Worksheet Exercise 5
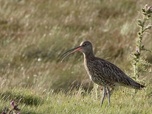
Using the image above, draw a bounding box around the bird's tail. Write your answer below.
[130,80,145,89]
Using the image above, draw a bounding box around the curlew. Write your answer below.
[61,41,145,106]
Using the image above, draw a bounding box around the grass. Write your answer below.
[0,0,152,113]
[0,87,152,114]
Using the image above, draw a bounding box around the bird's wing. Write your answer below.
[96,58,133,86]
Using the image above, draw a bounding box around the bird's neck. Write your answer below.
[83,52,95,60]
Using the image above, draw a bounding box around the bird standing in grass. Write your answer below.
[61,41,145,106]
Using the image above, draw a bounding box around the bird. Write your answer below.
[61,41,145,106]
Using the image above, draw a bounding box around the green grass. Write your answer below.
[0,88,43,106]
[0,87,152,114]
[0,0,152,113]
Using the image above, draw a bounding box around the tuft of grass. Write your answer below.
[0,88,44,106]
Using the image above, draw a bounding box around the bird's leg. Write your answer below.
[110,87,114,96]
[100,86,106,106]
[94,84,99,100]
[106,87,111,106]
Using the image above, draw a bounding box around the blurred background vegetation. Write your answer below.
[0,0,152,104]
[0,0,152,93]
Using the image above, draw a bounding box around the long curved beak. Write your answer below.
[60,46,82,62]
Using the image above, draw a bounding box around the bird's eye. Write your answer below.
[83,43,87,46]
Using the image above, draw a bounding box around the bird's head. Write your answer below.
[61,41,93,61]
[79,41,93,53]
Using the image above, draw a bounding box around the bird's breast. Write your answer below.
[84,60,92,80]
[84,58,102,84]
[83,58,108,86]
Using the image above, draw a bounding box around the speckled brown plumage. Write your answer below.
[61,41,145,106]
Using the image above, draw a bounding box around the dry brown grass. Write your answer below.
[0,0,151,92]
